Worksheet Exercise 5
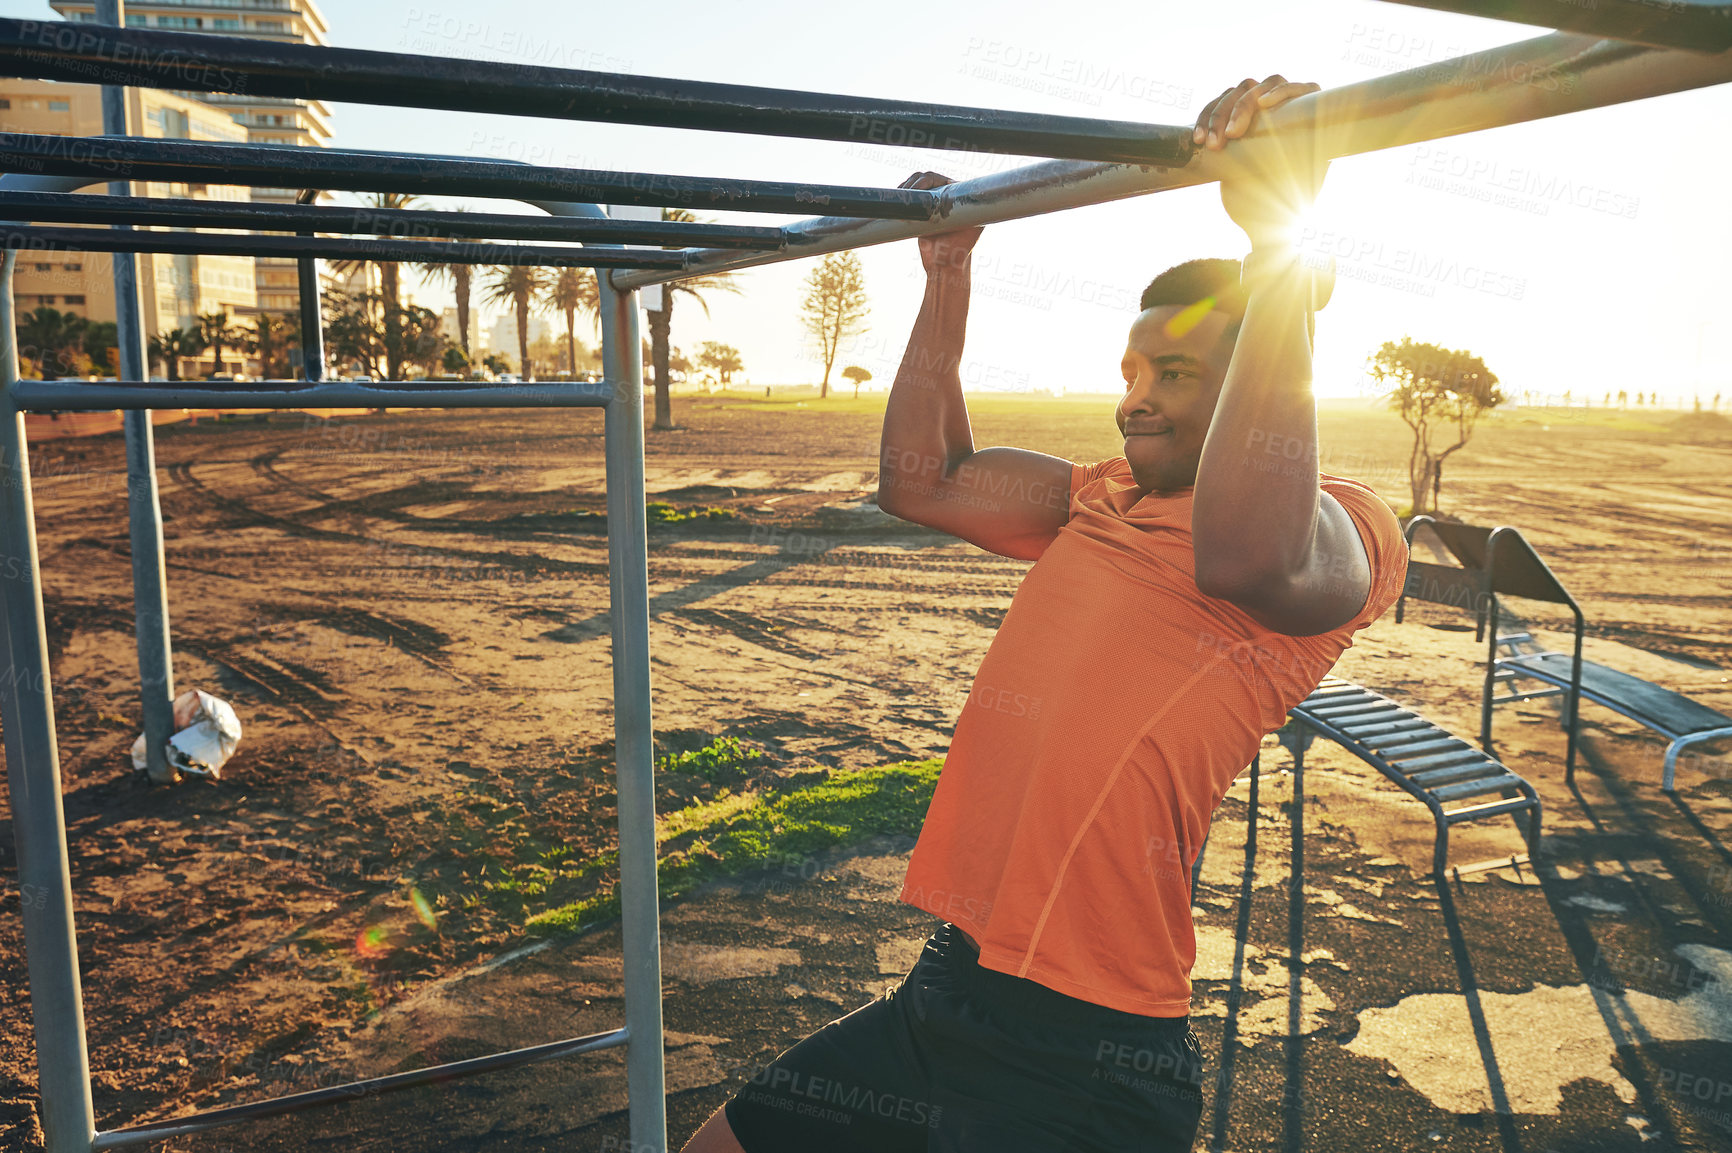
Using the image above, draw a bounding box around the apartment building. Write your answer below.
[53,0,335,315]
[2,78,256,377]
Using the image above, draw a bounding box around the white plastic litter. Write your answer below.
[130,689,243,781]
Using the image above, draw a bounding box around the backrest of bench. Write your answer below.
[1400,518,1580,616]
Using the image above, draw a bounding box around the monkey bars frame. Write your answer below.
[2,8,1731,1153]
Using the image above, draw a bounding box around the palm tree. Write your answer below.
[15,305,88,379]
[481,264,552,380]
[542,266,600,375]
[146,327,205,381]
[418,206,476,360]
[645,209,742,430]
[329,191,421,380]
[245,311,295,379]
[196,309,246,378]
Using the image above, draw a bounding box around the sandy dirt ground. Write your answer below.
[1,393,1730,1152]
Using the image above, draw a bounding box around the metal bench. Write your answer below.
[1402,516,1732,793]
[1280,675,1543,876]
[1494,634,1732,793]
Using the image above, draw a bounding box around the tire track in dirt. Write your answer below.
[169,459,610,581]
[669,608,830,662]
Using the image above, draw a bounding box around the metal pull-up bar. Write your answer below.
[0,191,787,251]
[1374,0,1732,52]
[0,132,937,219]
[1,223,691,270]
[0,17,1198,166]
[613,28,1732,288]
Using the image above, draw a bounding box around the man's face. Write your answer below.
[1116,306,1235,493]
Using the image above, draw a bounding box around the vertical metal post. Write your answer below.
[0,250,97,1153]
[295,189,324,382]
[599,278,667,1153]
[96,0,176,784]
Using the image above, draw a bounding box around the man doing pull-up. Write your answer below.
[683,74,1409,1153]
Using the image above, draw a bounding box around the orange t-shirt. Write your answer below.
[899,457,1409,1017]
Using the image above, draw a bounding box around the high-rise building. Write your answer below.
[52,0,335,315]
[1,79,256,377]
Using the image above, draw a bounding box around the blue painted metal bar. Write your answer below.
[0,132,936,221]
[0,190,787,251]
[90,1027,630,1149]
[1,224,690,270]
[580,198,670,1153]
[0,18,1197,166]
[8,378,612,411]
[95,0,178,789]
[0,250,96,1153]
[294,188,326,384]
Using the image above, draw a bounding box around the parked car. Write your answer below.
[497,373,522,384]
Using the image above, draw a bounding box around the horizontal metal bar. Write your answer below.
[0,18,1196,166]
[10,378,613,411]
[1,223,686,270]
[1374,0,1732,52]
[0,191,785,250]
[0,132,935,220]
[91,1026,628,1149]
[613,29,1732,288]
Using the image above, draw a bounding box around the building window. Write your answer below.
[252,20,287,31]
[34,264,51,273]
[48,100,70,111]
[63,295,85,305]
[0,100,9,110]
[213,19,241,30]
[66,264,81,272]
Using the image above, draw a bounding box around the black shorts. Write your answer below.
[722,922,1205,1153]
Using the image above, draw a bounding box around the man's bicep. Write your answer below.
[879,446,1074,559]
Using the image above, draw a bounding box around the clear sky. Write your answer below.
[36,0,1732,401]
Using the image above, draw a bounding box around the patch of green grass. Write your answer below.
[646,502,738,525]
[656,734,762,780]
[524,757,942,937]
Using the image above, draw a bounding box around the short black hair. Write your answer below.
[1139,258,1247,342]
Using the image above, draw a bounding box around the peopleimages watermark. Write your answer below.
[957,37,1195,112]
[1406,144,1640,221]
[1342,22,1580,95]
[12,22,250,94]
[878,444,1068,516]
[901,883,991,924]
[731,1062,944,1129]
[1660,1065,1732,1131]
[1295,225,1527,302]
[909,253,1140,315]
[396,9,632,72]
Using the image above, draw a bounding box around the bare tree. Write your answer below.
[800,252,869,398]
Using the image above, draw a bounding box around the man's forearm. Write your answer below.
[1192,255,1321,591]
[879,262,974,511]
